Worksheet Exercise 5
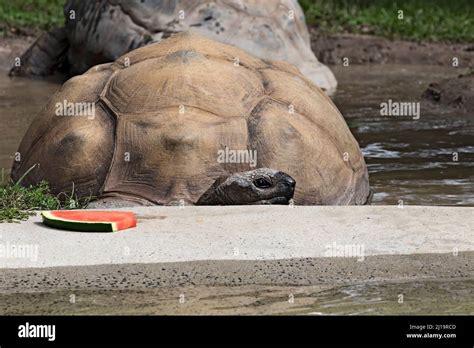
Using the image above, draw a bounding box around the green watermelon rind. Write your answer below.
[41,211,118,232]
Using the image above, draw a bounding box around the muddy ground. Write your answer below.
[310,29,474,67]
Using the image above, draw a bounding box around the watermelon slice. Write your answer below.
[41,211,137,232]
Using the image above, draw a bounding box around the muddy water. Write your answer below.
[1,278,472,315]
[1,65,472,204]
[0,75,59,183]
[332,65,473,206]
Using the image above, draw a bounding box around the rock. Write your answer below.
[422,71,474,111]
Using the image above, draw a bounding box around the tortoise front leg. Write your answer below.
[9,27,69,77]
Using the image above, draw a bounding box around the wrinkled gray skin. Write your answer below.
[197,168,296,205]
[87,168,295,208]
[9,0,337,93]
[87,168,296,209]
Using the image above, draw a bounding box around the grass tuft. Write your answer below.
[0,180,92,223]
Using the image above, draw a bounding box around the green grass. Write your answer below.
[0,167,92,223]
[300,0,474,42]
[0,0,472,42]
[0,0,64,34]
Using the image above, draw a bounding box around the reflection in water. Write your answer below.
[0,75,60,182]
[1,278,472,315]
[332,64,473,206]
[0,65,472,205]
[297,278,474,315]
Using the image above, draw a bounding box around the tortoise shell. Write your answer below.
[11,32,369,205]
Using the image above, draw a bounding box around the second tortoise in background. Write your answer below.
[10,0,337,95]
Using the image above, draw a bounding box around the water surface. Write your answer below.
[333,64,473,206]
[0,75,59,183]
[1,278,472,315]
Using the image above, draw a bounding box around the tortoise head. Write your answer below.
[197,168,296,205]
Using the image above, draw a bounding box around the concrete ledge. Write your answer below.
[0,206,472,289]
[0,252,472,292]
[1,206,472,268]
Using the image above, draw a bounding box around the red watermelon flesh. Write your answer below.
[41,211,137,232]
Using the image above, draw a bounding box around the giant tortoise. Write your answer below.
[10,0,337,94]
[11,32,370,206]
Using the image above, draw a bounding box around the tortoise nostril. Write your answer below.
[286,177,296,188]
[279,173,295,189]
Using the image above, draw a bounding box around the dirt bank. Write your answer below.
[309,30,474,112]
[310,29,474,67]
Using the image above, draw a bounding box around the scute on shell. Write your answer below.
[11,32,369,205]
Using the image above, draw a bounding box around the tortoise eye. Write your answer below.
[254,177,272,189]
